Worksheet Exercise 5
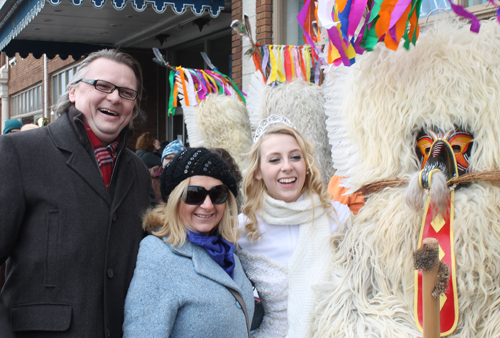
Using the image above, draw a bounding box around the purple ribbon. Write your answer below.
[447,0,480,33]
[262,47,270,78]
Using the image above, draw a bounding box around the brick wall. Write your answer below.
[256,0,272,44]
[232,0,272,92]
[8,54,77,118]
[8,54,43,95]
[231,0,243,88]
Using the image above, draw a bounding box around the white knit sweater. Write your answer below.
[238,193,350,337]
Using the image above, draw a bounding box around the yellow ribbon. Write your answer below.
[304,46,311,82]
[277,46,286,82]
[268,45,278,83]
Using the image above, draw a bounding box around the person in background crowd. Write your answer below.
[159,140,169,155]
[2,119,22,135]
[20,124,39,131]
[161,139,186,168]
[148,139,187,204]
[123,147,254,337]
[0,49,151,337]
[135,132,161,168]
[237,119,350,338]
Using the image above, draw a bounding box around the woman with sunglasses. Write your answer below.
[123,147,254,337]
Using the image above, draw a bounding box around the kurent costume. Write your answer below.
[313,21,500,337]
[238,194,349,337]
[123,235,254,337]
[0,106,151,337]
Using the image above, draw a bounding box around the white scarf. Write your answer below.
[260,193,332,338]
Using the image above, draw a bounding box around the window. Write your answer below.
[274,0,305,45]
[52,65,79,113]
[420,0,493,19]
[51,65,79,119]
[11,84,43,120]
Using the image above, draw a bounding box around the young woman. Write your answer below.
[238,116,350,338]
[123,147,254,337]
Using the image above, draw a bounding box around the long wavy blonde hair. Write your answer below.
[143,178,240,246]
[242,125,333,240]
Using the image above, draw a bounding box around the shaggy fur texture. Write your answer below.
[313,184,500,337]
[413,244,439,271]
[177,87,253,174]
[193,94,253,173]
[314,20,500,337]
[433,262,450,298]
[257,79,335,185]
[324,19,500,191]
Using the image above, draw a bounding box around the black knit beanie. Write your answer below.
[160,147,238,202]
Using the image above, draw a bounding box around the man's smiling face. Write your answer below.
[69,58,137,145]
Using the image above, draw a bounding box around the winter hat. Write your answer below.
[20,124,39,131]
[3,119,23,134]
[160,147,238,202]
[161,140,186,164]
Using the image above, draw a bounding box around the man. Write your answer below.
[2,119,22,134]
[0,49,151,337]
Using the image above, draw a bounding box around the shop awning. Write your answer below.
[0,0,229,56]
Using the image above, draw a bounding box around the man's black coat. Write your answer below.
[0,108,151,337]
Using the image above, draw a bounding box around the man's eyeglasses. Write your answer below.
[77,79,138,101]
[183,185,229,205]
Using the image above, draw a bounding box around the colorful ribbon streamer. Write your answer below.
[256,44,320,85]
[307,0,487,66]
[167,67,245,116]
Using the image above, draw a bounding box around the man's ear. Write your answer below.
[68,86,77,103]
[254,170,262,180]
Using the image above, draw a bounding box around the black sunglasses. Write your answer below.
[183,185,229,205]
[77,78,138,101]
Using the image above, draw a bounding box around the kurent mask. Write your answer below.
[415,126,474,189]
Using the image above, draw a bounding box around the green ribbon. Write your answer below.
[362,16,380,51]
[168,69,177,116]
[213,70,246,105]
[403,0,422,50]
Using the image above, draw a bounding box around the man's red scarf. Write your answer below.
[84,125,120,190]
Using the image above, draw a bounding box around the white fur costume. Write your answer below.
[314,20,500,337]
[179,93,253,172]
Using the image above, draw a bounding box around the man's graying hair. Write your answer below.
[53,49,146,125]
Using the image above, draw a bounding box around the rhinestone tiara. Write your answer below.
[253,114,297,142]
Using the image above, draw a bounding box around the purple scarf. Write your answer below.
[187,231,236,278]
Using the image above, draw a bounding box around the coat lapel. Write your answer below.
[110,152,135,214]
[66,149,112,206]
[171,241,241,293]
[49,113,112,207]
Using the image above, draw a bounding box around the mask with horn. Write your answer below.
[416,126,474,190]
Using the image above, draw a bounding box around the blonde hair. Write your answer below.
[242,125,333,240]
[143,178,240,246]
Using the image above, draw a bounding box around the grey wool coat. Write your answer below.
[0,107,151,337]
[123,235,254,338]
